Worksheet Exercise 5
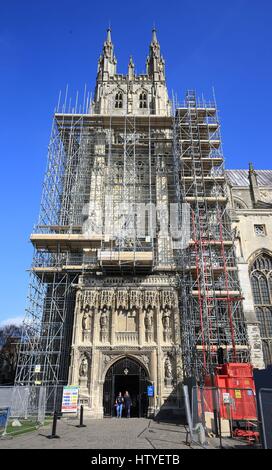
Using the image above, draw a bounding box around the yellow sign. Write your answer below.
[234,389,242,399]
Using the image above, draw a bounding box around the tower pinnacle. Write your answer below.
[152,27,158,44]
[96,27,117,81]
[146,27,165,81]
[106,27,112,44]
[128,55,135,80]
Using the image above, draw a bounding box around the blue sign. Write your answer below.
[147,385,154,397]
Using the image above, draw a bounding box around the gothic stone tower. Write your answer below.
[66,29,182,418]
[17,28,251,417]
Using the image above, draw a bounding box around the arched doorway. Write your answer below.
[103,357,150,417]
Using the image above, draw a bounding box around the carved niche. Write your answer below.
[81,304,93,342]
[161,305,172,342]
[164,353,173,387]
[100,306,110,342]
[144,305,154,342]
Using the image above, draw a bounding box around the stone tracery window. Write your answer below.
[139,92,147,109]
[250,253,272,366]
[115,92,123,108]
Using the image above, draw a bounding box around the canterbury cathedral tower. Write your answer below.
[16,28,270,418]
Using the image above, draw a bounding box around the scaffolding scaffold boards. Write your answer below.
[15,90,184,388]
[174,90,249,380]
[16,85,250,391]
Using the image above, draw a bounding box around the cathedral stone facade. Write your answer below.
[68,274,182,418]
[64,30,271,417]
[226,167,272,369]
[66,29,183,418]
[18,28,271,418]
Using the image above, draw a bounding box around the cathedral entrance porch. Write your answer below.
[69,274,184,419]
[103,357,149,418]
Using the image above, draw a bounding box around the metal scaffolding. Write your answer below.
[15,95,183,387]
[15,88,250,389]
[174,90,249,380]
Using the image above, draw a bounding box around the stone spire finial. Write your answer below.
[95,27,117,83]
[106,27,112,44]
[128,55,135,80]
[146,27,165,81]
[152,27,158,44]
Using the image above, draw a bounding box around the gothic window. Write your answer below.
[250,253,272,366]
[139,92,148,109]
[115,92,123,108]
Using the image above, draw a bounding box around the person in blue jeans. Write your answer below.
[115,392,124,418]
[124,391,132,418]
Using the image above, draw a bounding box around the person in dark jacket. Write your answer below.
[124,391,132,418]
[115,392,124,418]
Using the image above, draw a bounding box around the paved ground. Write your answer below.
[0,417,252,449]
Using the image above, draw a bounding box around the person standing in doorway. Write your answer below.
[124,391,132,418]
[115,392,124,418]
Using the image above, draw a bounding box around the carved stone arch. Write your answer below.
[233,196,248,209]
[247,248,272,270]
[102,353,149,381]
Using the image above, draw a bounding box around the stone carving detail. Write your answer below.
[173,303,181,343]
[164,354,173,385]
[100,290,115,309]
[260,190,272,202]
[75,285,179,349]
[103,354,116,368]
[162,305,172,342]
[79,355,88,377]
[160,290,174,308]
[130,290,143,308]
[78,346,92,357]
[176,356,183,381]
[116,290,129,309]
[100,306,110,342]
[82,290,99,309]
[144,291,159,308]
[75,291,83,313]
[144,306,154,342]
[82,311,89,331]
[81,302,94,342]
[141,355,150,367]
[81,274,178,288]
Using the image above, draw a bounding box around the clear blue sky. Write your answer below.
[0,0,271,325]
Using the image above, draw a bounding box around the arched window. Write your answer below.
[115,92,123,109]
[139,92,147,109]
[250,253,272,366]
